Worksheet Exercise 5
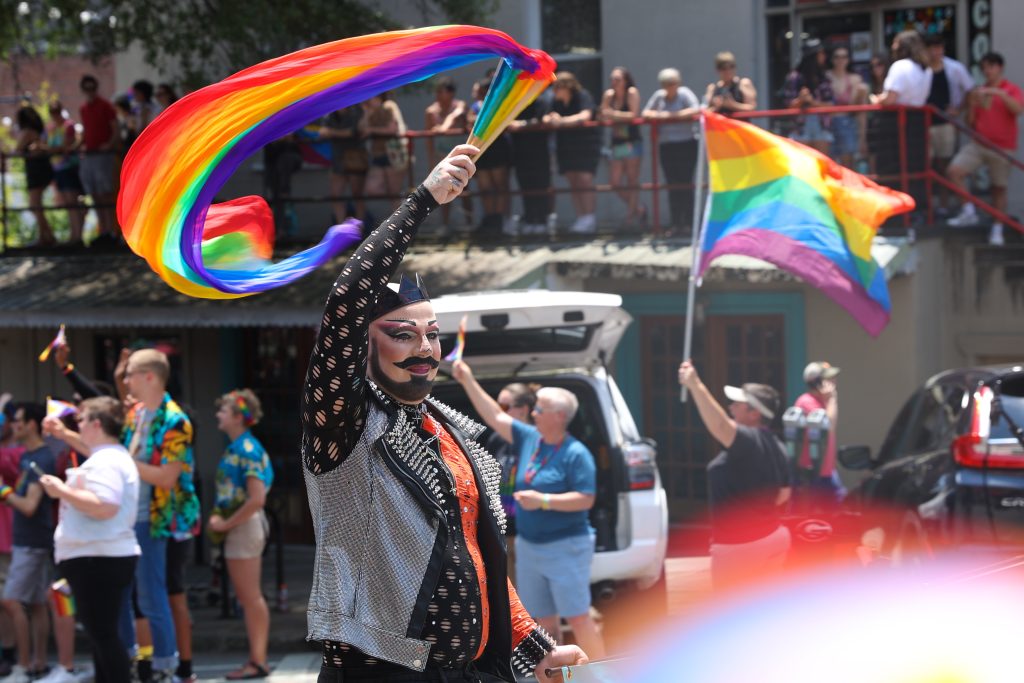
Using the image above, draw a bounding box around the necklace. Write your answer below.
[523,437,564,486]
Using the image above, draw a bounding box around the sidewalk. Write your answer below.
[185,543,316,655]
[180,548,712,678]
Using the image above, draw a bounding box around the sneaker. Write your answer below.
[35,668,77,683]
[569,214,596,234]
[522,222,545,235]
[73,665,94,683]
[502,214,520,237]
[989,222,1005,246]
[0,665,30,683]
[546,212,559,236]
[948,204,979,227]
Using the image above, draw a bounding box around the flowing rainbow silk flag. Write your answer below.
[118,26,555,299]
[698,111,914,337]
[443,315,468,362]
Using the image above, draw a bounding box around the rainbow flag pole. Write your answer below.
[680,118,708,403]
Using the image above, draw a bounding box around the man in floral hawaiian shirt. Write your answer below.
[119,349,199,681]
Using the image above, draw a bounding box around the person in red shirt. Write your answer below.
[791,362,845,513]
[77,74,120,248]
[947,52,1024,245]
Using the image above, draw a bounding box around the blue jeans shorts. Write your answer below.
[791,114,833,144]
[830,115,859,158]
[514,533,594,619]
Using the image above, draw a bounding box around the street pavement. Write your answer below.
[53,542,712,679]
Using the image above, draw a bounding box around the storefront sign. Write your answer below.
[968,0,991,82]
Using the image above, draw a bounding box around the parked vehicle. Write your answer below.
[428,290,669,606]
[838,364,1024,565]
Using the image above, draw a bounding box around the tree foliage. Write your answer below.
[2,0,498,89]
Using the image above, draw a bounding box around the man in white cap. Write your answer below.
[791,361,845,509]
[678,361,791,590]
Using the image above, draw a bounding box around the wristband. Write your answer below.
[61,363,75,375]
[0,485,13,502]
[541,493,550,510]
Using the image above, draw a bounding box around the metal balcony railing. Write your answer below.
[2,104,1020,254]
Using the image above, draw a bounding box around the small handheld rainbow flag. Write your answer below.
[444,315,468,363]
[46,398,77,419]
[38,325,66,363]
[49,579,75,617]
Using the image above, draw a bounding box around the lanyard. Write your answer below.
[523,438,564,486]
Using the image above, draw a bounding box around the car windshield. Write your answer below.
[439,324,597,358]
[992,374,1024,444]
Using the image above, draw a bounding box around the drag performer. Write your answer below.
[301,143,587,683]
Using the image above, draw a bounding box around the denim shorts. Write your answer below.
[791,114,833,144]
[2,547,51,604]
[514,533,593,619]
[830,115,859,158]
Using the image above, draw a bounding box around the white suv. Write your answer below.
[429,290,669,604]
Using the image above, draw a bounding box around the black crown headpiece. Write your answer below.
[369,273,431,320]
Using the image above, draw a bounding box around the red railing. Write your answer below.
[2,104,1021,252]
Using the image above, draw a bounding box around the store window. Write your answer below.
[883,5,958,59]
[766,13,793,109]
[803,12,874,83]
[541,0,603,99]
[92,332,184,399]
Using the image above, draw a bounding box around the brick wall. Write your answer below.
[0,54,116,120]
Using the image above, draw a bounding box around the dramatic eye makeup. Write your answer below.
[378,320,440,341]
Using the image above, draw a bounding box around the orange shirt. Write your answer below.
[422,415,538,658]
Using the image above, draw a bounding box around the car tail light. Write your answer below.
[953,386,1024,469]
[624,441,658,490]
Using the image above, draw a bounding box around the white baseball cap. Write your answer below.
[723,383,779,420]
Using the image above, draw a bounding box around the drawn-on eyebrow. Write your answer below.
[378,321,438,331]
[380,319,439,328]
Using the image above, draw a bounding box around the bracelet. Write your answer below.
[61,363,75,375]
[0,485,13,502]
[541,493,550,510]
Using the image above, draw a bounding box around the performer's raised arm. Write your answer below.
[301,144,477,475]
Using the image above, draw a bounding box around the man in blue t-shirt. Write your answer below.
[453,361,605,660]
[1,402,57,680]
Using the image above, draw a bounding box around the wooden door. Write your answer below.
[639,314,786,522]
[241,327,316,544]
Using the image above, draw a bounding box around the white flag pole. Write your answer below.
[680,113,709,403]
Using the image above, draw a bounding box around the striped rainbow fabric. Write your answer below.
[698,111,914,337]
[118,26,555,299]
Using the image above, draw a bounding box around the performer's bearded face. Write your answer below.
[368,301,441,404]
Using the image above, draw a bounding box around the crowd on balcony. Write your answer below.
[3,28,1022,250]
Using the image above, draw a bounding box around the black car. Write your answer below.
[839,364,1024,565]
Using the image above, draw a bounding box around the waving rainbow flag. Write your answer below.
[443,315,468,362]
[698,112,914,337]
[118,26,555,299]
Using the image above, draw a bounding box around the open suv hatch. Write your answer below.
[428,290,669,596]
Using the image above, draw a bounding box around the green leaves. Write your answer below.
[2,0,496,90]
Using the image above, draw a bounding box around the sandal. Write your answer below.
[226,661,270,680]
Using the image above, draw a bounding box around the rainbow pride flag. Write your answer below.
[443,315,468,362]
[46,398,77,419]
[49,579,75,617]
[698,112,914,337]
